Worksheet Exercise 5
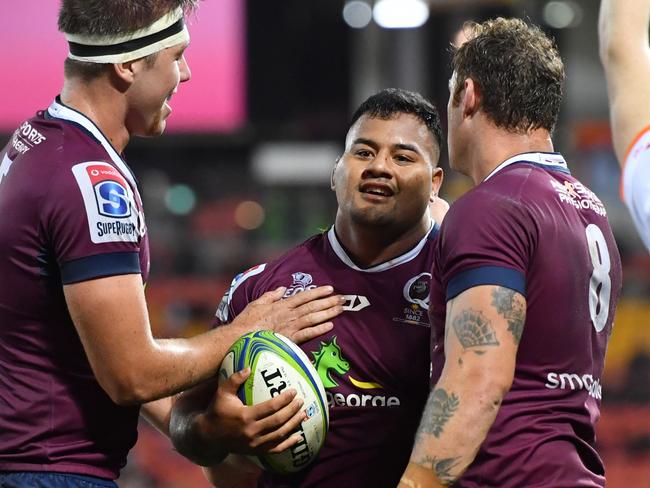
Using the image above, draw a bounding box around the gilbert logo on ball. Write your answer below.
[219,330,329,474]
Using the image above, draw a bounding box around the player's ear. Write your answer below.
[330,156,341,191]
[462,78,481,118]
[112,58,146,87]
[430,167,444,202]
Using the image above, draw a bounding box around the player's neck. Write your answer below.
[466,126,554,185]
[60,78,131,153]
[334,214,431,268]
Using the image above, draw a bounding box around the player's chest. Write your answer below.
[267,266,432,375]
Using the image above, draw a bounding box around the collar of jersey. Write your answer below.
[47,98,137,188]
[483,152,569,182]
[327,219,434,273]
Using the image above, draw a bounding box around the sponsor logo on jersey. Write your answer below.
[11,121,47,155]
[72,161,142,244]
[551,179,606,217]
[342,294,370,312]
[393,273,431,327]
[283,272,317,297]
[86,165,132,218]
[311,336,401,408]
[545,372,602,400]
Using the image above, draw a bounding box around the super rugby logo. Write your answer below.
[86,165,131,218]
[72,161,139,244]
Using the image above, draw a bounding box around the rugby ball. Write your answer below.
[219,330,329,474]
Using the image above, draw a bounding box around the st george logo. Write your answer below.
[311,337,349,388]
[95,180,131,218]
[311,337,400,407]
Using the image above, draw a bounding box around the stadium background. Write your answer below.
[1,0,648,486]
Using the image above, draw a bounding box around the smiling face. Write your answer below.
[332,113,441,233]
[125,41,191,137]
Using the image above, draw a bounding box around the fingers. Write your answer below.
[282,285,336,307]
[266,431,305,454]
[222,368,251,395]
[249,388,297,420]
[294,294,345,319]
[253,287,287,305]
[252,401,307,450]
[289,321,334,344]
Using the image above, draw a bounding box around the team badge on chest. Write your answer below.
[392,272,431,327]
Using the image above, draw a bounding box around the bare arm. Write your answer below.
[141,397,175,436]
[170,369,305,466]
[64,275,342,405]
[599,0,650,163]
[399,285,525,487]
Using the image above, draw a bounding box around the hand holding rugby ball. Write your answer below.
[219,330,329,474]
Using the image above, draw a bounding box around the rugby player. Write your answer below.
[600,0,650,251]
[169,88,447,487]
[400,18,622,487]
[0,2,341,486]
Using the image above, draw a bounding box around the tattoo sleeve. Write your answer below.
[452,309,499,353]
[418,456,462,486]
[417,388,460,439]
[490,287,526,345]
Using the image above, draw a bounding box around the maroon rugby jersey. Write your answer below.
[215,224,438,487]
[430,153,622,487]
[0,99,149,479]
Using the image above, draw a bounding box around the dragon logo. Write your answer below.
[311,336,350,388]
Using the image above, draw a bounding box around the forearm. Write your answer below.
[404,375,506,486]
[599,0,650,63]
[170,397,230,466]
[109,321,256,405]
[599,0,650,162]
[401,285,522,487]
[141,396,175,437]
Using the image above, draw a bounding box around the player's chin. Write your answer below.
[144,114,168,137]
[351,208,394,227]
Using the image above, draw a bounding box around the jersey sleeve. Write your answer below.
[213,264,268,327]
[437,187,535,301]
[43,159,143,284]
[622,127,650,251]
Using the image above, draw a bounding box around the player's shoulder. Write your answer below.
[257,232,328,280]
[215,233,327,323]
[9,112,110,171]
[229,233,327,294]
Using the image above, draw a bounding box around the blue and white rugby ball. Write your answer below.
[219,330,329,474]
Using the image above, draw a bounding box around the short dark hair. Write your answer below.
[350,88,444,152]
[58,0,197,80]
[452,17,564,134]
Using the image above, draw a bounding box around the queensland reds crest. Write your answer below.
[86,164,132,218]
[403,272,431,310]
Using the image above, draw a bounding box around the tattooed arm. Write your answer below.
[399,285,526,487]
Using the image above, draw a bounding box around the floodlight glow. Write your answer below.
[343,1,372,29]
[543,1,583,29]
[373,0,429,29]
